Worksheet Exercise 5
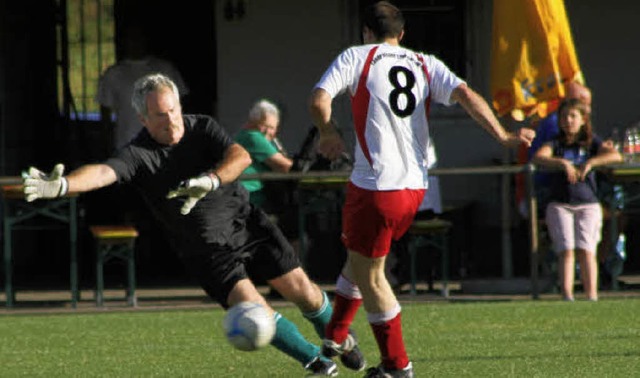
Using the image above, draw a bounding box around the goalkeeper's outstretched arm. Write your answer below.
[66,163,118,194]
[23,163,117,202]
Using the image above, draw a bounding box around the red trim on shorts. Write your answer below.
[341,182,425,258]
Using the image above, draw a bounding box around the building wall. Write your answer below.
[216,0,358,151]
[566,0,640,132]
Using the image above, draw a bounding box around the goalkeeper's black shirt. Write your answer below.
[105,114,253,256]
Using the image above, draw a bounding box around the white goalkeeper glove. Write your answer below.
[22,163,68,202]
[166,173,220,215]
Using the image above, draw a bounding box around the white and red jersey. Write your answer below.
[315,43,464,190]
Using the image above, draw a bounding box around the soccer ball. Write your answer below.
[223,301,276,351]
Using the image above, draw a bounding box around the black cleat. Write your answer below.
[363,362,414,378]
[322,330,366,371]
[305,356,338,377]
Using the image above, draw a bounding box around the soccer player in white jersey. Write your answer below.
[309,2,535,377]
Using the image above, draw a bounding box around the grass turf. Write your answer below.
[0,298,638,377]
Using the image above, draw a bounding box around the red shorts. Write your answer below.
[341,182,425,258]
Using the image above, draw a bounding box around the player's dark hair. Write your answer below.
[363,1,404,39]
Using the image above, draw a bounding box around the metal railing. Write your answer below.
[7,163,637,299]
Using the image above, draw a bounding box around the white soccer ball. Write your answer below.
[223,301,276,351]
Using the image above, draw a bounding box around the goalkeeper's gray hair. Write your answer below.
[132,73,180,117]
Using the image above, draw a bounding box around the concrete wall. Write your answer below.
[565,0,640,132]
[216,0,358,151]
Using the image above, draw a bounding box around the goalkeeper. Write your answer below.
[22,73,364,376]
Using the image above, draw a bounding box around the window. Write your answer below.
[398,0,466,77]
[57,0,115,120]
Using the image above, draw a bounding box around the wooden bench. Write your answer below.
[90,225,138,307]
[406,218,453,297]
[2,184,79,308]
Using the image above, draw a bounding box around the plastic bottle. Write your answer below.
[623,128,635,163]
[613,184,625,210]
[615,234,627,261]
[605,233,627,279]
[634,127,640,162]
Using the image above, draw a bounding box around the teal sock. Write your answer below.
[303,290,333,339]
[271,312,320,366]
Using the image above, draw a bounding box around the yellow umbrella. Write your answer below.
[490,0,584,121]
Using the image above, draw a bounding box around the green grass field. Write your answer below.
[1,298,639,377]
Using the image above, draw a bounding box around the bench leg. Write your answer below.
[440,233,449,298]
[298,195,308,268]
[96,247,105,307]
[409,238,418,296]
[407,230,451,298]
[127,246,137,307]
[4,218,14,307]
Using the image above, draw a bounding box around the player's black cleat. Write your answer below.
[322,330,366,371]
[305,356,338,377]
[363,362,414,378]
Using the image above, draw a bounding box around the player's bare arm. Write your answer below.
[309,88,345,160]
[214,143,252,183]
[66,164,118,193]
[452,83,535,148]
[23,163,116,202]
[309,88,333,131]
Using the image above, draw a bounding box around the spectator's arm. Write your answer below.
[264,152,293,173]
[589,143,623,168]
[533,143,579,184]
[577,143,624,182]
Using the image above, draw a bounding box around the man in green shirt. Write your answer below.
[234,99,293,207]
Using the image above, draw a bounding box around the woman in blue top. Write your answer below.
[533,98,622,301]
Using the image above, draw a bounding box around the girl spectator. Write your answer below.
[533,98,622,301]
